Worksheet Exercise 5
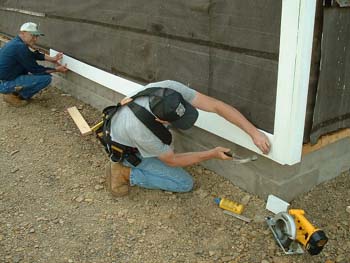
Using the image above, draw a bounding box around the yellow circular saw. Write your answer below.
[266,209,328,255]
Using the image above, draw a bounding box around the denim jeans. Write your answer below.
[0,74,52,99]
[123,155,194,193]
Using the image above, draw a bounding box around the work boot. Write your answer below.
[3,93,28,107]
[14,86,23,92]
[105,162,131,197]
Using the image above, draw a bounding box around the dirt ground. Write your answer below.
[0,87,349,263]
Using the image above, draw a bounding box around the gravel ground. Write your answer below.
[0,87,349,263]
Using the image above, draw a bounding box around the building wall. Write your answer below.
[1,2,350,200]
[310,6,350,143]
[0,0,281,133]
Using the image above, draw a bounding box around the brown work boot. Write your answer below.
[3,93,28,107]
[105,162,131,197]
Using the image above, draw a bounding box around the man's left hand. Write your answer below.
[55,63,68,73]
[252,131,270,154]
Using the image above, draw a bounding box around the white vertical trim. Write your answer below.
[273,0,317,164]
[288,0,317,162]
[50,0,317,165]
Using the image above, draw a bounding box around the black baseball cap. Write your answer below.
[149,88,199,130]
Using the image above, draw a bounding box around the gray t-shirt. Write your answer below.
[110,80,196,158]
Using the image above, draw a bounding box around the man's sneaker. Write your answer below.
[105,162,131,197]
[3,93,28,107]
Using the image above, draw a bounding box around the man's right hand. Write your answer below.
[53,52,63,64]
[159,147,232,167]
[211,147,232,160]
[121,97,133,105]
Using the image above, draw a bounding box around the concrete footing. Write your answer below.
[51,71,350,201]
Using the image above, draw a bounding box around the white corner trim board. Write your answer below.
[273,0,317,165]
[50,0,316,166]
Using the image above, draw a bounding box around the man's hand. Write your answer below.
[53,52,63,64]
[55,63,68,73]
[45,52,63,64]
[252,130,270,154]
[121,97,133,105]
[210,147,232,160]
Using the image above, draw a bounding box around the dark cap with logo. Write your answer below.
[149,88,199,130]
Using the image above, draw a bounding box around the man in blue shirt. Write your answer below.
[0,22,68,106]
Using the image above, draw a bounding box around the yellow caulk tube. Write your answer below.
[214,197,244,214]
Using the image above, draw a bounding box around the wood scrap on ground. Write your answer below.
[67,106,92,136]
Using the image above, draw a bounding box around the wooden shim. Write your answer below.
[67,106,92,136]
[302,128,350,155]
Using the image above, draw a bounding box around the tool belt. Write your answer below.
[94,87,172,166]
[94,105,142,166]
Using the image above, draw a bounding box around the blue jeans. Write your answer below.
[123,156,194,193]
[0,74,52,99]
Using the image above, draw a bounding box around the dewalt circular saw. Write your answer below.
[266,209,328,255]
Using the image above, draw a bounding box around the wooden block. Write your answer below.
[302,128,350,155]
[67,106,92,136]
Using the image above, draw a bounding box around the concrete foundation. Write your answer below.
[51,71,350,202]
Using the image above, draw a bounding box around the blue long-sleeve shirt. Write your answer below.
[0,36,53,81]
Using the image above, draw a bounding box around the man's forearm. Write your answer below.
[192,92,271,154]
[45,68,59,74]
[192,93,258,139]
[214,100,270,154]
[44,54,54,62]
[45,65,68,74]
[215,101,258,138]
[165,150,216,167]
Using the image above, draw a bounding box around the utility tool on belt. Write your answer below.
[266,209,328,255]
[91,87,172,166]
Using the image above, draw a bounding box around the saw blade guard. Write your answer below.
[274,212,296,247]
